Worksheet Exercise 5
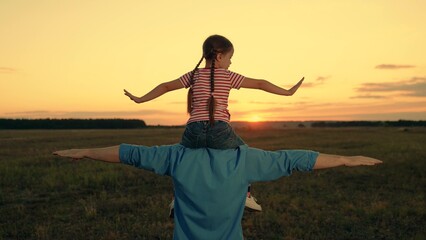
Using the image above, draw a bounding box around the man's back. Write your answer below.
[119,144,318,239]
[171,146,249,239]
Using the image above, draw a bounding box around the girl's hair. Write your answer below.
[187,35,234,126]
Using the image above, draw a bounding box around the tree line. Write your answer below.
[311,120,426,128]
[1,119,424,129]
[0,119,147,129]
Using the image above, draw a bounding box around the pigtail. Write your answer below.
[187,55,204,114]
[208,52,217,126]
[188,35,232,124]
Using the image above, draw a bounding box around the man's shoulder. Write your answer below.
[180,144,249,155]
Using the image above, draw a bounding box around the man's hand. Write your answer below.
[53,149,86,160]
[344,156,383,167]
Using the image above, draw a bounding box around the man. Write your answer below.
[54,143,382,239]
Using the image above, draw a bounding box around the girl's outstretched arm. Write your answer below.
[314,153,382,169]
[124,79,184,104]
[240,77,304,96]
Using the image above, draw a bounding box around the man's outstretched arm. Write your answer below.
[53,146,120,163]
[314,153,382,169]
[53,146,383,169]
[245,148,382,183]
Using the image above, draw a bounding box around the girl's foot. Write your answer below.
[245,195,262,211]
[169,199,175,218]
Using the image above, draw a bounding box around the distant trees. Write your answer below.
[311,120,426,128]
[1,119,424,129]
[0,119,147,129]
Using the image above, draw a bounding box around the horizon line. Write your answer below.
[1,118,425,125]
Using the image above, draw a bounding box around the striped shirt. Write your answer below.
[179,68,245,123]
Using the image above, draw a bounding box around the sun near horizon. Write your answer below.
[246,115,264,123]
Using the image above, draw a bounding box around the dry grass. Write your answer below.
[0,127,425,239]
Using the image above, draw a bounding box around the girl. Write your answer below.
[124,35,304,214]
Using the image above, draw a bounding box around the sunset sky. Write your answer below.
[1,0,425,125]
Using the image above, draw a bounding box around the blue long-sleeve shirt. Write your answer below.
[119,144,318,240]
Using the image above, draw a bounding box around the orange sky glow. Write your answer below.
[1,0,425,125]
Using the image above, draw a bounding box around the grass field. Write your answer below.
[0,127,425,239]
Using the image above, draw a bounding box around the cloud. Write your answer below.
[355,77,426,97]
[375,64,415,69]
[0,67,16,74]
[315,76,329,83]
[231,99,426,122]
[350,94,389,99]
[302,76,330,88]
[249,101,280,105]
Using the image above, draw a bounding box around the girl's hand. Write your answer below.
[124,89,141,103]
[288,77,304,95]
